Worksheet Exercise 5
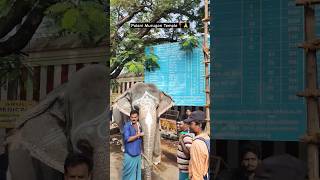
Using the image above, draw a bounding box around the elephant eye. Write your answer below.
[133,105,139,110]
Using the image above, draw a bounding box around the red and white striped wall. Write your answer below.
[0,63,100,102]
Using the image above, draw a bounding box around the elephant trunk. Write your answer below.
[139,105,157,180]
[92,143,107,180]
[72,111,108,180]
[76,139,106,180]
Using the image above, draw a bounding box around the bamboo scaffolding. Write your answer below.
[296,1,320,180]
[203,0,210,136]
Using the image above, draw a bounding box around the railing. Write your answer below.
[110,76,144,104]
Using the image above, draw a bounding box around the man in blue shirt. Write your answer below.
[122,110,144,180]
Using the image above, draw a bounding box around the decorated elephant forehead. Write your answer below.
[132,91,159,107]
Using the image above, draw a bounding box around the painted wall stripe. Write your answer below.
[26,72,33,101]
[46,65,54,94]
[53,65,62,88]
[19,67,27,100]
[16,80,20,100]
[61,64,69,84]
[68,64,77,80]
[7,80,18,100]
[33,66,40,101]
[1,79,8,100]
[39,66,47,100]
[76,63,84,71]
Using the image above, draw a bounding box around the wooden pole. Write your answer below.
[304,6,320,180]
[296,1,320,179]
[203,0,210,135]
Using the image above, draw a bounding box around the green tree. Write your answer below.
[0,0,205,83]
[0,0,107,85]
[110,0,204,79]
[44,0,107,44]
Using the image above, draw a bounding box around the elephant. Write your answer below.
[112,82,174,180]
[254,154,307,180]
[6,64,108,180]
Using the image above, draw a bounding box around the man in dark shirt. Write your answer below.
[122,110,144,180]
[64,153,93,180]
[219,143,260,180]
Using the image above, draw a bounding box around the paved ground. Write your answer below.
[110,134,179,180]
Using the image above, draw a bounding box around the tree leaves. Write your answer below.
[125,61,144,74]
[144,53,160,72]
[46,1,107,44]
[0,0,12,17]
[179,35,199,52]
[0,0,8,9]
[110,0,139,9]
[0,55,33,87]
[61,9,80,30]
[46,2,74,15]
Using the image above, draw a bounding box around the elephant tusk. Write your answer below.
[141,153,161,172]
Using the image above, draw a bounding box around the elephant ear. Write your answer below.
[113,91,131,117]
[157,91,174,117]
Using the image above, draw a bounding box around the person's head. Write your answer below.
[186,109,192,116]
[184,111,206,134]
[177,120,189,132]
[240,143,261,174]
[64,153,93,180]
[130,110,139,124]
[176,120,184,132]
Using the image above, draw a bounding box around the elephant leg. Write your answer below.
[112,107,126,152]
[153,122,161,165]
[32,158,63,180]
[8,148,36,180]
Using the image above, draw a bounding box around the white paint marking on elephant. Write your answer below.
[132,91,157,130]
[145,109,153,130]
[132,91,158,108]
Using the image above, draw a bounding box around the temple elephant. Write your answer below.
[254,154,307,180]
[6,64,108,180]
[112,82,174,180]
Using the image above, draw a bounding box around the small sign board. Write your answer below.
[0,101,37,128]
[159,110,179,139]
[160,118,177,133]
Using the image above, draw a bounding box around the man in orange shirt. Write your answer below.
[184,111,210,180]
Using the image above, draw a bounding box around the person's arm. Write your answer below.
[128,132,143,142]
[184,136,192,151]
[180,135,192,158]
[189,140,206,180]
[124,125,143,143]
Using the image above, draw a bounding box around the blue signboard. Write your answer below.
[211,0,307,141]
[144,41,206,106]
